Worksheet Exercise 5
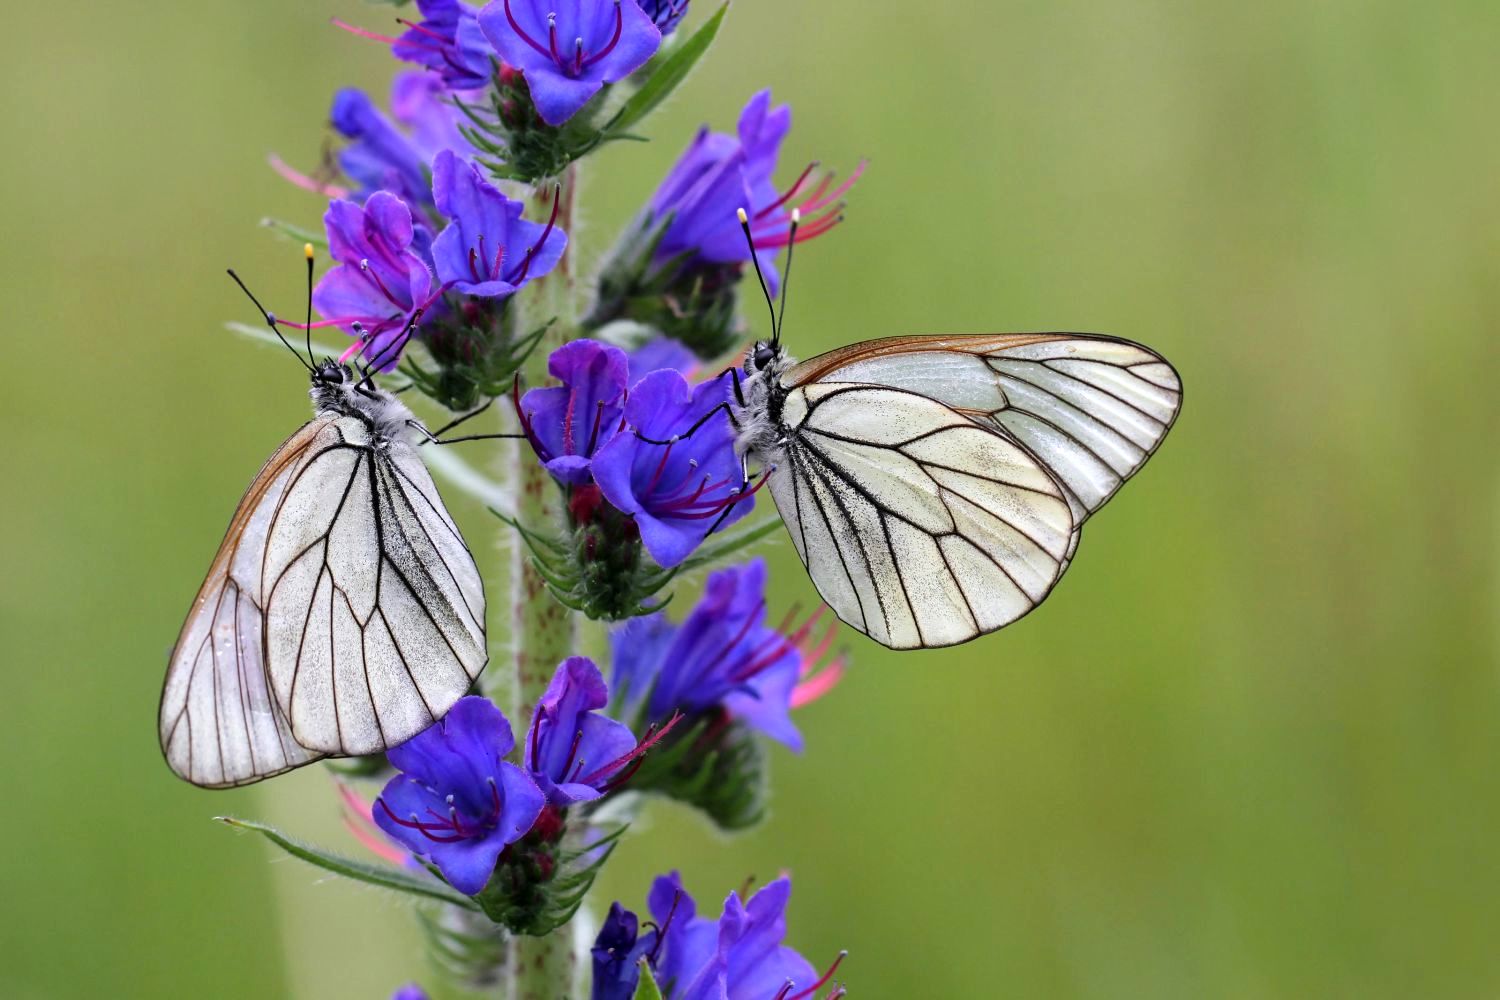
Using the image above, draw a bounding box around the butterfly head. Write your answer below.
[748,340,780,373]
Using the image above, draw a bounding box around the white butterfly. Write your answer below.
[160,277,487,787]
[730,331,1181,650]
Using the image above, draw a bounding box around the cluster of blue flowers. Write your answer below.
[250,0,862,992]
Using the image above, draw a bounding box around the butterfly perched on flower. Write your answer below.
[712,210,1183,650]
[159,250,491,787]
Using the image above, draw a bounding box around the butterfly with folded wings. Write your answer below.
[719,211,1183,650]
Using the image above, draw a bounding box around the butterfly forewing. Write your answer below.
[159,420,328,787]
[773,383,1074,649]
[161,409,487,787]
[261,416,486,756]
[768,333,1181,649]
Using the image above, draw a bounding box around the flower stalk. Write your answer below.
[505,164,583,998]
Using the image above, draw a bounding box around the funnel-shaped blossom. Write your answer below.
[647,90,863,296]
[393,0,497,91]
[331,87,435,206]
[609,559,845,749]
[519,339,629,485]
[594,873,845,1000]
[312,191,435,370]
[478,0,661,125]
[590,368,754,567]
[373,696,546,895]
[523,656,639,806]
[430,149,567,297]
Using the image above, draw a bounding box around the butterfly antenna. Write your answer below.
[737,207,779,345]
[226,268,314,373]
[301,242,316,367]
[773,208,800,349]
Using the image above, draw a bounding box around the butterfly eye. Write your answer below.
[752,344,777,371]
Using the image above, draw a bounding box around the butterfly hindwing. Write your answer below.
[772,383,1074,649]
[159,420,327,788]
[260,416,486,756]
[767,333,1181,648]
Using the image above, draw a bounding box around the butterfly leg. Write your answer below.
[632,401,735,446]
[406,419,525,446]
[416,401,494,447]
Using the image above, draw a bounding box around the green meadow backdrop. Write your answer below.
[3,1,1498,996]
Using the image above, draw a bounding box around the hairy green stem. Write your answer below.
[504,163,585,998]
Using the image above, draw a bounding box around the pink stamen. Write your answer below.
[547,14,566,68]
[585,712,683,789]
[395,17,451,45]
[788,951,847,1000]
[504,186,562,284]
[791,654,846,709]
[268,154,349,197]
[582,1,624,67]
[645,440,675,494]
[331,17,404,46]
[755,161,819,220]
[503,0,554,59]
[795,160,867,217]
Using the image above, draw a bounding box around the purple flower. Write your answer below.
[330,86,434,207]
[478,0,661,126]
[373,697,546,895]
[430,149,567,297]
[523,656,639,806]
[647,90,863,295]
[392,0,497,91]
[594,873,844,1000]
[312,191,435,371]
[590,368,753,567]
[610,559,847,750]
[390,986,430,1000]
[637,0,689,34]
[626,336,698,383]
[519,339,629,485]
[391,70,478,164]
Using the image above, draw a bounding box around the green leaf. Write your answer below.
[216,816,479,910]
[605,4,728,138]
[259,217,327,249]
[678,517,784,573]
[633,960,666,1000]
[224,321,344,362]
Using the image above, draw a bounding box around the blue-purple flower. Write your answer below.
[330,86,436,207]
[523,656,640,806]
[431,149,567,297]
[627,336,698,383]
[392,0,497,91]
[390,985,430,1000]
[593,872,845,1000]
[312,191,435,370]
[373,696,546,895]
[519,339,629,485]
[610,559,845,750]
[478,0,662,126]
[590,368,753,567]
[648,90,862,295]
[636,0,689,34]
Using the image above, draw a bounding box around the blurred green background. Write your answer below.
[3,0,1498,996]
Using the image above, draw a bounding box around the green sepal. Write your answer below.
[633,960,666,1000]
[400,310,553,413]
[215,816,479,910]
[624,715,769,832]
[474,823,629,936]
[415,905,509,990]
